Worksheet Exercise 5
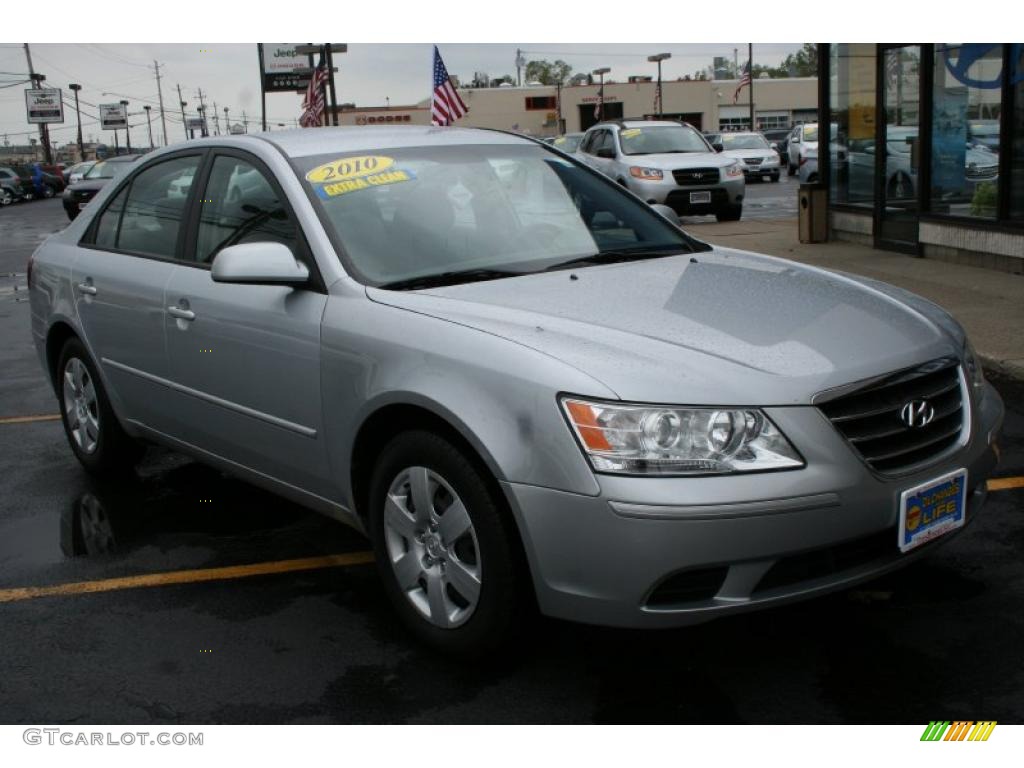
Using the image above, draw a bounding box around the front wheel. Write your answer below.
[57,338,142,475]
[771,173,780,183]
[42,186,55,199]
[369,430,523,656]
[715,204,743,222]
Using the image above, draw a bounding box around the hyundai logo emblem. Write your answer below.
[692,172,703,179]
[900,400,936,428]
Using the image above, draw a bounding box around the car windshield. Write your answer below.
[85,160,131,180]
[722,133,769,150]
[618,125,709,156]
[802,125,819,142]
[296,144,706,288]
[552,135,582,152]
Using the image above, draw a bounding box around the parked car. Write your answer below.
[761,128,791,160]
[0,167,31,205]
[28,128,1003,655]
[18,163,66,198]
[550,132,584,153]
[65,160,97,186]
[578,119,745,221]
[967,120,999,152]
[787,123,818,175]
[715,131,781,182]
[62,155,139,220]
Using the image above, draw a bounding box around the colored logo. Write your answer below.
[920,721,997,742]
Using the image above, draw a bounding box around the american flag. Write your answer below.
[733,63,752,104]
[300,53,328,127]
[431,46,468,126]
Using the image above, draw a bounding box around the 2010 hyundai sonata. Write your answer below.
[28,126,1003,654]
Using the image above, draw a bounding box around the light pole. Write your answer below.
[68,83,84,159]
[647,53,671,119]
[592,67,610,125]
[120,100,131,152]
[179,99,189,140]
[143,105,154,148]
[224,106,230,134]
[197,105,207,138]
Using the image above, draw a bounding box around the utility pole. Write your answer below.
[195,88,208,136]
[177,84,189,140]
[748,43,755,131]
[648,52,671,119]
[212,101,221,135]
[241,110,249,133]
[120,100,131,151]
[68,83,84,158]
[23,43,53,164]
[153,61,169,146]
[515,47,525,87]
[144,105,154,148]
[223,106,230,134]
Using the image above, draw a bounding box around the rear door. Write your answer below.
[159,150,331,498]
[71,152,204,427]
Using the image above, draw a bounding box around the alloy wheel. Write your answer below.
[383,466,482,629]
[62,357,100,454]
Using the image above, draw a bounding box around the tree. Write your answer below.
[524,59,574,86]
[779,43,818,77]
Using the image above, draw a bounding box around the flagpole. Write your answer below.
[748,43,754,131]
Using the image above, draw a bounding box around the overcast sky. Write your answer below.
[0,43,801,147]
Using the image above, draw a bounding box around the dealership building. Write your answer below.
[333,76,818,136]
[819,44,1023,272]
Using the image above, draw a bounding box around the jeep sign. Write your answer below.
[25,88,64,124]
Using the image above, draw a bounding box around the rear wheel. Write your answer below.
[57,338,142,475]
[369,430,523,656]
[42,185,55,199]
[715,204,743,222]
[0,191,12,206]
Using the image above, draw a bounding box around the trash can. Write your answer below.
[798,183,827,244]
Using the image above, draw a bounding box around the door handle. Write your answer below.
[76,282,97,295]
[167,306,196,321]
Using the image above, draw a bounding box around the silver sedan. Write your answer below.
[29,126,1003,655]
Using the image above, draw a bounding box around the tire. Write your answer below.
[715,204,743,222]
[771,173,780,183]
[42,186,55,199]
[787,163,796,176]
[0,192,12,206]
[56,338,142,476]
[66,208,79,221]
[368,430,523,656]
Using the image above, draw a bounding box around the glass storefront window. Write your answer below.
[829,44,877,206]
[931,44,1003,218]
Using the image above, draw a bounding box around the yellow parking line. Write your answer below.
[988,476,1024,492]
[0,414,61,425]
[0,551,375,604]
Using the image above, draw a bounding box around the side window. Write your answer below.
[93,183,130,249]
[593,130,611,154]
[580,132,594,154]
[195,156,299,264]
[116,156,201,259]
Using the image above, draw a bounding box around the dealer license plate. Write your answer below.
[689,191,712,204]
[898,468,967,553]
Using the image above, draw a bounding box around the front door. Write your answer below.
[877,45,922,249]
[160,151,331,498]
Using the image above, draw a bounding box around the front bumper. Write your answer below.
[502,383,1003,628]
[627,174,745,215]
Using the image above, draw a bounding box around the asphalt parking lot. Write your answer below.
[1,198,1022,724]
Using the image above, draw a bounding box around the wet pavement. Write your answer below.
[0,198,1022,724]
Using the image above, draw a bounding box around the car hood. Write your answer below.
[367,248,962,405]
[67,179,110,194]
[625,152,736,171]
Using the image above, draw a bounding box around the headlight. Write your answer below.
[629,166,663,180]
[963,337,985,388]
[561,397,804,475]
[761,155,779,166]
[724,162,744,179]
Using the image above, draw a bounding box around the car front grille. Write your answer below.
[966,164,998,180]
[745,157,763,166]
[816,358,965,474]
[672,167,720,185]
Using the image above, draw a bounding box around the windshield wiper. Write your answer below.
[542,247,687,272]
[377,267,527,291]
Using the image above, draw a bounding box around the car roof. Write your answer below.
[255,126,536,158]
[593,119,687,131]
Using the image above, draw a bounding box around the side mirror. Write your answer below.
[211,242,310,286]
[769,142,778,150]
[650,203,681,226]
[712,143,724,153]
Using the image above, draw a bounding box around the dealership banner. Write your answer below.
[260,43,313,92]
[24,88,64,124]
[98,103,128,130]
